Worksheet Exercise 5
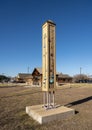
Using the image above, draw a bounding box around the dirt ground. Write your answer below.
[0,84,92,130]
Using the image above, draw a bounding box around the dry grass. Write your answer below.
[0,83,92,130]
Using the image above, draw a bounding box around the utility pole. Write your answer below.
[27,67,30,73]
[80,67,82,75]
[80,67,82,83]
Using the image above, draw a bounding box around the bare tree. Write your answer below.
[73,74,88,83]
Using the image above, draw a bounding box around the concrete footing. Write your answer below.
[26,104,75,124]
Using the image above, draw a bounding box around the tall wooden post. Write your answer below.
[42,20,56,109]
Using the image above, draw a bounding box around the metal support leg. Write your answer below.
[43,91,55,109]
[53,91,55,107]
[47,92,49,108]
[49,91,51,107]
[43,92,46,107]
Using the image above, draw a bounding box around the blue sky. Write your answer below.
[0,0,92,77]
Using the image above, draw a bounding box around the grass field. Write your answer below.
[0,83,92,130]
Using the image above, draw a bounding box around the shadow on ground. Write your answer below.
[65,96,92,107]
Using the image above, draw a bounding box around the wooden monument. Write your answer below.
[42,20,56,108]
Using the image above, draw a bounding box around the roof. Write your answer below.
[36,67,42,74]
[42,20,56,26]
[18,73,32,79]
[32,67,60,75]
[47,20,56,25]
[58,73,72,79]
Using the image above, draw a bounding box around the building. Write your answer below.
[57,73,72,84]
[32,67,42,86]
[16,68,42,85]
[16,73,33,83]
[16,67,72,85]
